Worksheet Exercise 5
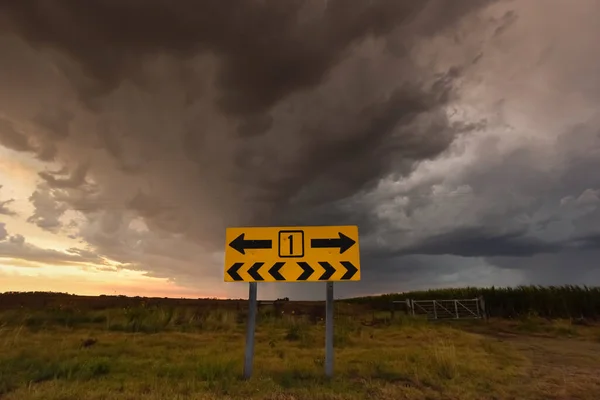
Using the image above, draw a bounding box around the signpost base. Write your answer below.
[325,281,334,378]
[243,282,257,380]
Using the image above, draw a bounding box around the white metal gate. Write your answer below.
[403,298,484,320]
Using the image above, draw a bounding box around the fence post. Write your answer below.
[478,296,487,320]
[454,300,459,319]
[433,301,437,320]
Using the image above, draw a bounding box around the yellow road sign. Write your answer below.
[224,225,360,282]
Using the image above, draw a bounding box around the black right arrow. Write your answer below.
[311,232,356,254]
[268,262,285,281]
[248,262,265,281]
[340,261,358,280]
[297,262,314,281]
[227,262,244,281]
[318,261,335,280]
[229,233,272,255]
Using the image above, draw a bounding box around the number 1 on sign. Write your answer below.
[278,230,304,258]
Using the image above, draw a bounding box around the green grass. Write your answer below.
[1,308,600,399]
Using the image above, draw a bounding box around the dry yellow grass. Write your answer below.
[1,310,600,399]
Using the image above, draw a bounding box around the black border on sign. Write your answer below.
[278,230,305,258]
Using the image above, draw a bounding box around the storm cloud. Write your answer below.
[0,0,599,298]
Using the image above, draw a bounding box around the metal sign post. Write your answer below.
[224,225,361,379]
[243,282,258,380]
[325,281,334,378]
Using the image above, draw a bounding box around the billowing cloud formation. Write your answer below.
[0,222,108,267]
[0,0,599,298]
[0,0,489,116]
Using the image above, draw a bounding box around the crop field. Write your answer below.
[1,290,600,400]
[350,285,600,319]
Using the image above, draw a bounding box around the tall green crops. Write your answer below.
[346,285,600,319]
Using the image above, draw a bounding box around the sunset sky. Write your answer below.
[1,0,599,300]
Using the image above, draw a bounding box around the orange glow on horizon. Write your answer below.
[0,262,228,299]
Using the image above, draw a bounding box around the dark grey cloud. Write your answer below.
[26,185,68,232]
[0,117,62,161]
[38,162,89,189]
[0,118,35,153]
[0,0,489,118]
[398,227,562,257]
[0,199,16,217]
[32,109,74,141]
[0,0,599,298]
[486,250,600,286]
[0,0,497,239]
[566,232,600,252]
[0,186,17,217]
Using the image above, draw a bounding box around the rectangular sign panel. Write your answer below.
[224,225,360,282]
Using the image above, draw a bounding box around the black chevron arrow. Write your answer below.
[310,232,356,254]
[227,262,244,281]
[340,261,358,280]
[297,262,314,281]
[318,261,336,280]
[229,233,272,255]
[248,262,264,281]
[268,262,285,281]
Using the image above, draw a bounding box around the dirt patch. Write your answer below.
[500,335,600,399]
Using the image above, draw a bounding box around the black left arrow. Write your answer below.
[227,262,244,281]
[268,262,285,281]
[311,232,356,254]
[229,233,272,255]
[248,262,265,281]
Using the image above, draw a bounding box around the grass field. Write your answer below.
[2,304,600,400]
